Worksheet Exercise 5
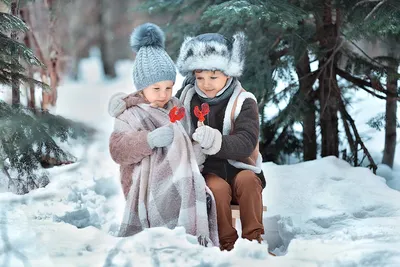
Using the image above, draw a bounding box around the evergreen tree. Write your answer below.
[140,0,399,168]
[335,0,400,169]
[0,0,46,90]
[140,0,309,162]
[0,0,94,194]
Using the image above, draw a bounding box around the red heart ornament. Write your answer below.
[169,106,185,123]
[194,103,210,123]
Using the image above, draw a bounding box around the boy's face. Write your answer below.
[194,70,229,98]
[142,80,174,107]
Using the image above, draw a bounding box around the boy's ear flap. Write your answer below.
[230,32,247,76]
[176,36,195,76]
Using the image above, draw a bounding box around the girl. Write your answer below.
[109,23,218,246]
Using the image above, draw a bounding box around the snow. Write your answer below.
[1,54,400,266]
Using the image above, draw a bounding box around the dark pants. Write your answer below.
[205,170,264,251]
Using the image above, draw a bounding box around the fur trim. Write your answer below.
[108,92,128,117]
[228,153,263,174]
[230,32,247,76]
[222,85,243,135]
[130,23,165,52]
[177,32,247,77]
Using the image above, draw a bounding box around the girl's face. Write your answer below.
[194,70,229,98]
[142,80,174,107]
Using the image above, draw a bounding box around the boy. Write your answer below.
[175,32,266,251]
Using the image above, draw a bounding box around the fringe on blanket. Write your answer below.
[198,235,214,247]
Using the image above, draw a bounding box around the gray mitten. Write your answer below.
[147,125,174,149]
[108,92,127,117]
[192,125,222,155]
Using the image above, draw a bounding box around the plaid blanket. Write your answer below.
[112,97,218,246]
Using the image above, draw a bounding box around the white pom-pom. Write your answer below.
[130,23,165,53]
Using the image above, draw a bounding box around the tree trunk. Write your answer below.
[382,62,398,168]
[296,52,317,161]
[20,7,36,110]
[42,0,59,109]
[318,1,340,157]
[49,50,59,106]
[98,0,116,78]
[11,1,21,106]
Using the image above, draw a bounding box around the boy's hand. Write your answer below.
[147,125,174,148]
[108,92,128,117]
[192,126,222,155]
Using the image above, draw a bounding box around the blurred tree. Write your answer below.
[0,0,46,101]
[97,0,116,78]
[0,0,94,194]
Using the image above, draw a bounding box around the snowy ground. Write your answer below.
[1,54,400,266]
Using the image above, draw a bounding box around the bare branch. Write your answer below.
[270,35,282,50]
[335,67,400,100]
[269,47,289,65]
[355,0,383,7]
[339,97,378,174]
[364,0,388,21]
[341,34,396,71]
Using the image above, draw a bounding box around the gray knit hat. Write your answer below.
[130,23,176,91]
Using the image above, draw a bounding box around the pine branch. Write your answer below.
[0,33,43,67]
[1,0,11,6]
[0,11,28,32]
[270,89,304,128]
[0,58,27,72]
[1,69,50,90]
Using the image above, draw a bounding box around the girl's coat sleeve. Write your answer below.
[109,117,153,165]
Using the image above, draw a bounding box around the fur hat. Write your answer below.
[130,23,176,91]
[176,32,247,77]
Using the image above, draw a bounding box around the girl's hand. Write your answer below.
[147,125,174,148]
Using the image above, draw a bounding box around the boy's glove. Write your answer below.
[147,125,174,149]
[192,126,222,155]
[108,92,127,117]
